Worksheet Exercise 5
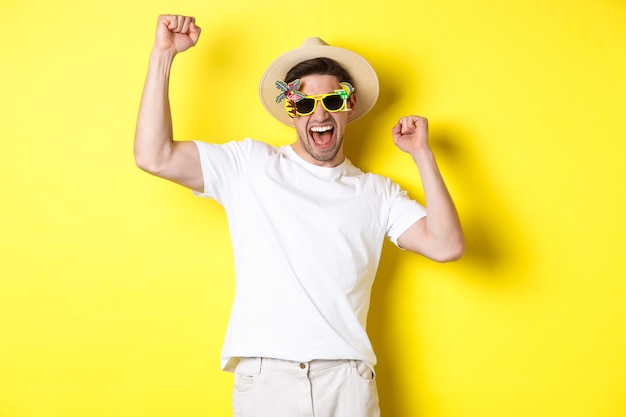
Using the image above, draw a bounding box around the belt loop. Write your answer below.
[255,357,263,374]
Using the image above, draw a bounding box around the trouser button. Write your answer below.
[299,363,306,369]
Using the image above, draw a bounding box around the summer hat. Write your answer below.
[259,37,379,127]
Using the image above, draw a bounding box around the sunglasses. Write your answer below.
[285,89,353,118]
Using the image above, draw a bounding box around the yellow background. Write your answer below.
[1,0,625,416]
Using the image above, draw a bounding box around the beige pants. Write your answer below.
[232,357,380,417]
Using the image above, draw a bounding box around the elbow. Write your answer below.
[450,238,466,262]
[135,156,153,174]
[134,149,162,176]
[133,138,177,176]
[432,236,465,263]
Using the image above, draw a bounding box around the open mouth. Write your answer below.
[310,125,335,149]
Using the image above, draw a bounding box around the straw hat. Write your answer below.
[259,37,379,127]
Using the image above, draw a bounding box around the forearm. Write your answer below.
[134,49,176,173]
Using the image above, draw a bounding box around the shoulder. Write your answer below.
[193,138,279,160]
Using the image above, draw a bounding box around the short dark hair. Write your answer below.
[285,57,354,85]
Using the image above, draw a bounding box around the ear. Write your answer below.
[347,93,357,116]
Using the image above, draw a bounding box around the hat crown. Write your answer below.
[300,37,329,47]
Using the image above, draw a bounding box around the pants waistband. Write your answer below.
[237,357,358,373]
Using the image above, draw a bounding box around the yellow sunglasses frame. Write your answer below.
[284,82,354,118]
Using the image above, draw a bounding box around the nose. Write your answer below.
[311,98,329,118]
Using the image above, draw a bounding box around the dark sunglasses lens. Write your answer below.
[323,95,344,111]
[295,99,315,114]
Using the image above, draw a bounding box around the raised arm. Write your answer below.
[134,15,203,192]
[393,115,465,262]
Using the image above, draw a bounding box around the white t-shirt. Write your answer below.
[193,139,426,371]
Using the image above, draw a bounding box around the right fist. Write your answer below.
[154,15,201,54]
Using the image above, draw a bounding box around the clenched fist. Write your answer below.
[153,14,201,55]
[392,115,430,154]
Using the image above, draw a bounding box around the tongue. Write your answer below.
[312,130,333,147]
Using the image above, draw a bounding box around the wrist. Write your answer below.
[148,48,177,75]
[150,46,177,62]
[409,145,434,161]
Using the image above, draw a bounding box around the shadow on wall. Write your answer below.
[366,127,529,415]
[427,122,530,275]
[346,54,530,416]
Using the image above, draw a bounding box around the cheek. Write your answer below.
[294,119,309,134]
[333,114,350,131]
[294,120,312,141]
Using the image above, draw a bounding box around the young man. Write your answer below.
[135,14,464,417]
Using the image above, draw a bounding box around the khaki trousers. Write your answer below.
[232,357,380,417]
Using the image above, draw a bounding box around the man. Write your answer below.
[135,14,464,417]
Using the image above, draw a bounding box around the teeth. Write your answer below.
[310,126,333,133]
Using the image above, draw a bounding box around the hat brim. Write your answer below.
[259,40,379,127]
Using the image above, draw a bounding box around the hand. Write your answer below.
[153,15,201,55]
[392,115,430,155]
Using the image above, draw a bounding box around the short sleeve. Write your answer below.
[385,184,427,247]
[192,139,275,204]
